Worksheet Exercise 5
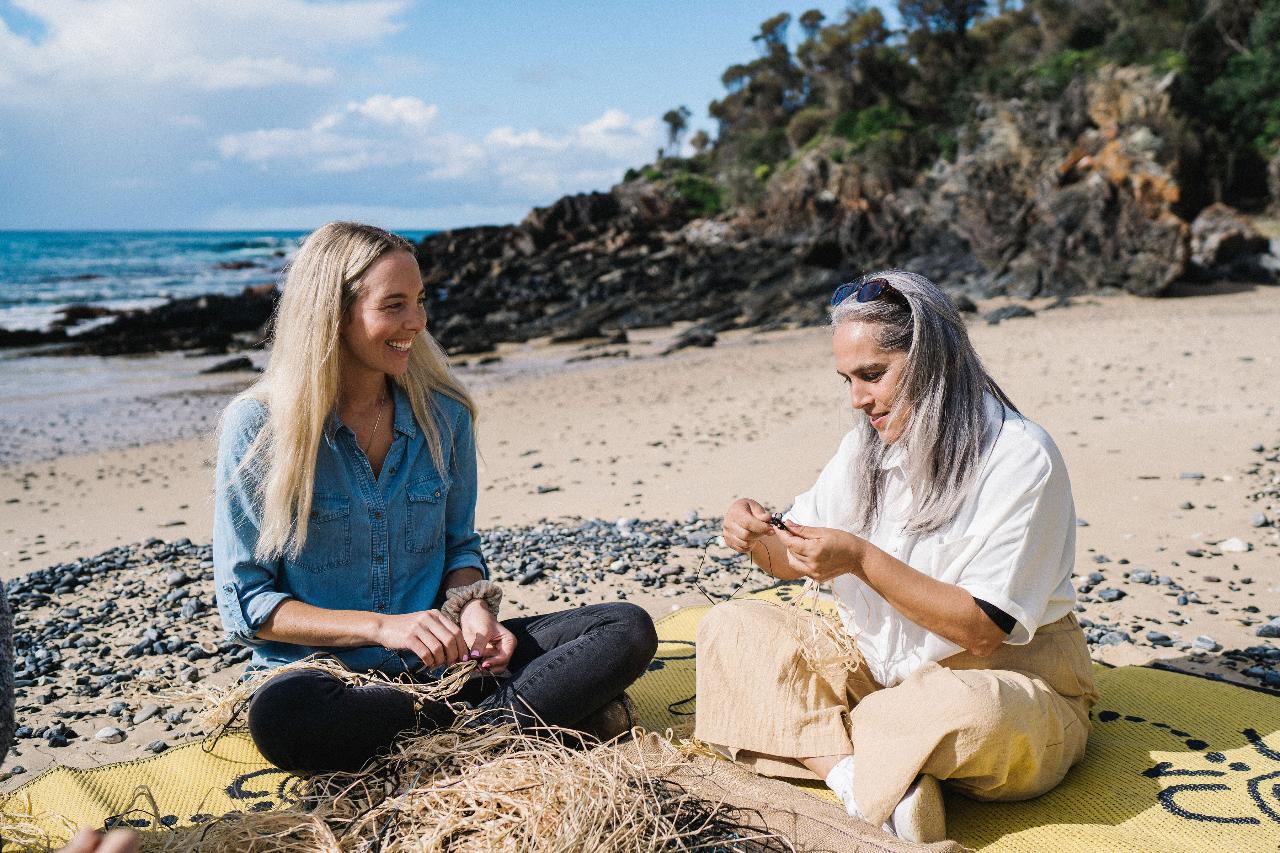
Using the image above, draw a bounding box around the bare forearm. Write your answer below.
[853,540,1003,656]
[441,566,483,593]
[256,599,384,648]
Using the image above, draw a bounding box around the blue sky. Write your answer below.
[0,0,886,231]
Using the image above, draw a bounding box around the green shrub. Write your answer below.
[1032,49,1100,98]
[753,163,772,182]
[673,172,724,217]
[832,104,911,152]
[787,106,833,150]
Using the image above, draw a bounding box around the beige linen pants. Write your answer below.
[694,599,1098,827]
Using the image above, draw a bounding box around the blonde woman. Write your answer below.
[695,271,1097,843]
[214,222,657,774]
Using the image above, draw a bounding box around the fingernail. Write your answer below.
[469,651,482,660]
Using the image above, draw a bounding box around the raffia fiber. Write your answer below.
[189,656,479,736]
[98,717,792,852]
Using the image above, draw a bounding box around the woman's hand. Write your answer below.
[773,522,865,583]
[374,609,468,670]
[722,498,777,553]
[459,599,518,674]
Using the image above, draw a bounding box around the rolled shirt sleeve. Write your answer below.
[949,428,1076,645]
[441,403,487,579]
[213,400,292,647]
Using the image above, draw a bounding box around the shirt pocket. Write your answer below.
[405,473,451,555]
[926,534,976,582]
[289,492,352,572]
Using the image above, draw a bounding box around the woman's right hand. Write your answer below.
[722,498,777,554]
[374,610,469,670]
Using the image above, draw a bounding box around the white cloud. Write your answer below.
[218,101,664,198]
[203,202,530,231]
[0,0,407,101]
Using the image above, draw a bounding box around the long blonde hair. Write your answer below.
[224,221,477,561]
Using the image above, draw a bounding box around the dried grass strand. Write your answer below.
[112,715,791,852]
[785,579,863,681]
[191,656,478,738]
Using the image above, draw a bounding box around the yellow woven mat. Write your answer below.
[5,587,1279,852]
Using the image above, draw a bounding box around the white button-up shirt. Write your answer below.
[786,395,1077,688]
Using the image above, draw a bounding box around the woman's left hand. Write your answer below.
[459,600,517,674]
[772,522,865,583]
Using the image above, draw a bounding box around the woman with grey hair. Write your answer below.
[695,270,1096,844]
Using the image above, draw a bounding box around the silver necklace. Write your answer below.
[361,390,387,455]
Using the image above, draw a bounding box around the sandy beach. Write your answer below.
[2,284,1278,788]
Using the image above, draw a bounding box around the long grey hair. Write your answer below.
[830,269,1018,536]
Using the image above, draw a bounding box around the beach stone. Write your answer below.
[1075,518,1089,527]
[1146,631,1173,647]
[179,667,200,684]
[1098,631,1130,645]
[1218,537,1250,553]
[94,726,126,744]
[1179,501,1195,510]
[1097,588,1125,603]
[133,703,163,725]
[1193,635,1220,652]
[145,740,169,754]
[1128,569,1153,584]
[1255,618,1280,638]
[984,304,1035,325]
[1252,513,1270,528]
[165,571,190,588]
[1179,472,1205,480]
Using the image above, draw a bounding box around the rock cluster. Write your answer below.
[0,286,278,356]
[414,65,1279,356]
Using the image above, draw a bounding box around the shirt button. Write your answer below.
[373,510,382,519]
[388,467,397,475]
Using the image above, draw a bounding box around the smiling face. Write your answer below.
[833,320,909,442]
[339,250,426,382]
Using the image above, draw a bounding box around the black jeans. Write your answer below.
[246,602,658,774]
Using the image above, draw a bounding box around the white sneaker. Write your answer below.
[888,774,947,843]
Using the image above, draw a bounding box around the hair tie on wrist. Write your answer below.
[440,579,502,624]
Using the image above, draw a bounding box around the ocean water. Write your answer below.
[0,230,432,331]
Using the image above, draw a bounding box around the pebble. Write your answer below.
[1145,631,1173,647]
[1252,513,1270,528]
[145,740,169,754]
[1179,501,1194,510]
[1097,588,1126,603]
[1256,618,1280,639]
[1192,635,1220,652]
[133,703,162,725]
[94,726,127,744]
[1179,472,1205,480]
[165,571,190,588]
[1098,631,1131,645]
[1218,537,1250,553]
[1128,569,1153,584]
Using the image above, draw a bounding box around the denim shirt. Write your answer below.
[213,384,486,674]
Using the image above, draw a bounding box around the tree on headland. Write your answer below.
[689,129,711,155]
[662,106,692,157]
[639,0,1280,216]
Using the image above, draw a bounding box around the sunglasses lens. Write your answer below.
[857,279,886,302]
[830,283,857,306]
